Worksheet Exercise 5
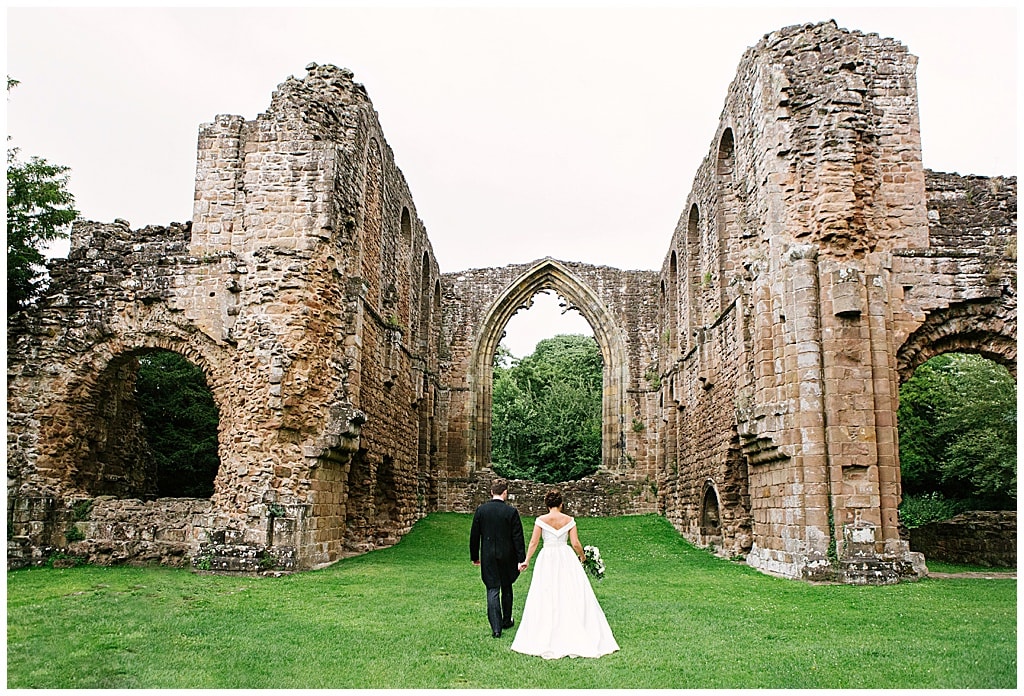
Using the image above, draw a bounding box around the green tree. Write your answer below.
[7,77,79,314]
[491,334,603,483]
[898,357,953,497]
[135,351,221,498]
[937,355,1017,502]
[898,352,1016,514]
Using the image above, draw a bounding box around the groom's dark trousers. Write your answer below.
[470,498,526,635]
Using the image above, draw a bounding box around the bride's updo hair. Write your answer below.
[544,489,563,509]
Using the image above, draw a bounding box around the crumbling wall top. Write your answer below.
[260,62,371,138]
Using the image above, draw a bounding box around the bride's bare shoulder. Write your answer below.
[543,512,572,529]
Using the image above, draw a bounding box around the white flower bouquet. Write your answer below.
[583,545,605,580]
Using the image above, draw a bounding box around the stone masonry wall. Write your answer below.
[8,64,444,571]
[651,21,1013,582]
[451,471,657,520]
[892,171,1017,378]
[660,300,751,558]
[909,511,1017,568]
[6,220,222,567]
[439,259,661,515]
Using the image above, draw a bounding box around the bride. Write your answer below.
[510,489,619,659]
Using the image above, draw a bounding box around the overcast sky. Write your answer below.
[6,4,1018,356]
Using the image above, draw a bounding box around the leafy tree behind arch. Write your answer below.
[898,352,1016,524]
[135,351,221,498]
[492,334,602,483]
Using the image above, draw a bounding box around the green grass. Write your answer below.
[6,513,1017,689]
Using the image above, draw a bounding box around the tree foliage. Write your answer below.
[491,334,603,483]
[135,351,221,498]
[898,352,1016,513]
[7,77,78,314]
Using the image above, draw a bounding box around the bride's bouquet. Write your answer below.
[583,545,605,581]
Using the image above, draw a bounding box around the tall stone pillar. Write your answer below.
[745,244,833,579]
[819,254,922,582]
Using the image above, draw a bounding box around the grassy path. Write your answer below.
[6,513,1016,689]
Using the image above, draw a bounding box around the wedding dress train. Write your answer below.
[510,518,619,659]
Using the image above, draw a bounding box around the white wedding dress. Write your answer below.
[510,518,619,659]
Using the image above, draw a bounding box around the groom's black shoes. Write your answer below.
[492,630,501,638]
[501,619,514,629]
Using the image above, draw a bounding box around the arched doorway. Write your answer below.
[134,350,221,498]
[67,348,222,500]
[895,302,1017,528]
[700,480,723,547]
[468,259,629,473]
[898,352,1016,516]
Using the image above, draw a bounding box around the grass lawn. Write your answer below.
[6,513,1017,689]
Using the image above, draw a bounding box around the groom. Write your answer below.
[470,479,526,638]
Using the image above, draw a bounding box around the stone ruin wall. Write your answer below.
[893,171,1017,378]
[908,511,1016,568]
[438,260,661,514]
[7,220,225,568]
[650,22,1015,581]
[188,66,450,566]
[458,474,657,522]
[651,21,930,576]
[186,66,446,565]
[8,65,447,571]
[7,23,1016,581]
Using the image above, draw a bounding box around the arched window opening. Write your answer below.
[668,250,679,357]
[716,128,740,307]
[716,128,736,179]
[490,290,602,484]
[686,204,701,349]
[433,280,444,361]
[361,139,384,309]
[471,259,628,475]
[898,352,1016,529]
[400,207,413,249]
[391,206,413,325]
[659,279,667,367]
[417,251,431,354]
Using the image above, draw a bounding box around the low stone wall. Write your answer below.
[7,495,214,569]
[458,469,659,518]
[910,511,1016,568]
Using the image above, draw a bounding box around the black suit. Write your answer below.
[470,497,526,635]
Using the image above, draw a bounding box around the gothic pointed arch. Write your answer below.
[700,479,722,539]
[468,258,629,473]
[360,137,385,309]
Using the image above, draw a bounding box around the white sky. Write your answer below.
[6,3,1018,357]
